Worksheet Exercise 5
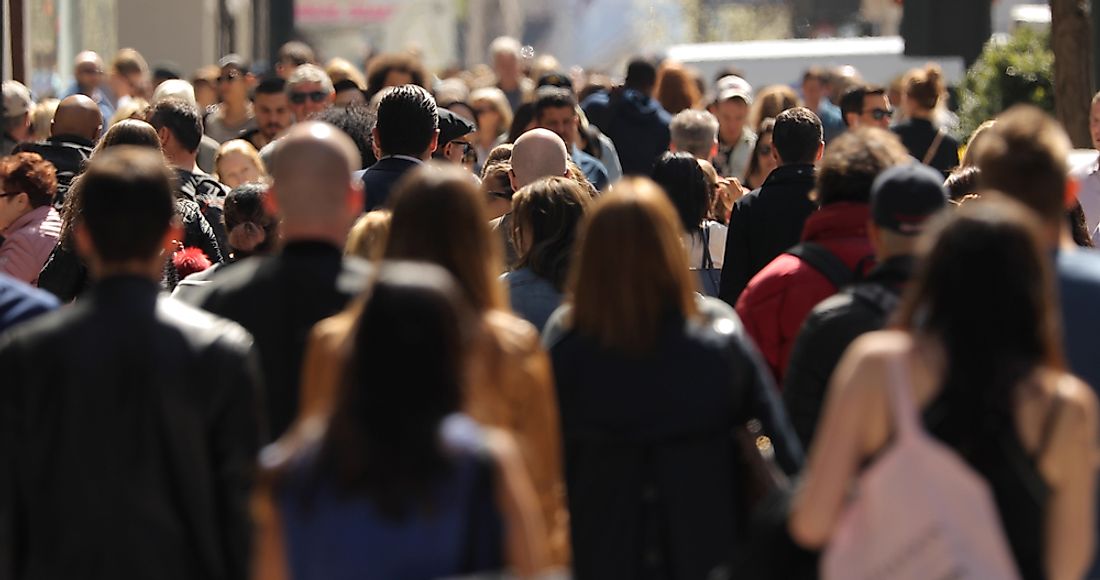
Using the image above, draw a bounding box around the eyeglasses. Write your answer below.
[217,71,242,83]
[864,107,894,121]
[289,91,329,104]
[452,141,474,154]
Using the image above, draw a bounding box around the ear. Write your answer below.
[427,128,440,155]
[709,141,719,160]
[509,169,519,192]
[815,140,825,162]
[371,126,383,158]
[94,124,103,141]
[867,220,883,250]
[770,145,781,165]
[1066,178,1081,208]
[157,126,172,147]
[843,113,856,128]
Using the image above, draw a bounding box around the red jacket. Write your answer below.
[735,202,874,384]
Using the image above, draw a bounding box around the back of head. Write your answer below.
[315,105,377,169]
[511,128,568,187]
[650,151,710,232]
[569,177,698,353]
[224,181,278,256]
[897,197,1062,447]
[78,146,175,262]
[511,176,590,290]
[152,79,198,109]
[625,58,659,91]
[94,119,162,154]
[52,94,103,141]
[489,36,522,60]
[670,109,719,159]
[374,85,438,157]
[254,76,287,98]
[905,64,945,111]
[345,210,392,261]
[365,53,427,98]
[655,63,701,114]
[816,127,909,205]
[0,152,57,208]
[772,107,823,165]
[385,164,503,312]
[751,85,800,129]
[270,122,360,224]
[974,105,1070,224]
[278,41,316,68]
[148,98,203,153]
[945,166,981,200]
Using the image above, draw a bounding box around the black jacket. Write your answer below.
[544,298,802,579]
[719,164,817,305]
[783,255,914,448]
[176,168,230,257]
[0,276,263,580]
[361,156,421,211]
[12,135,94,206]
[581,88,671,176]
[893,118,960,177]
[184,241,371,440]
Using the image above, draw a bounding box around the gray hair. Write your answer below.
[670,109,719,159]
[287,64,334,94]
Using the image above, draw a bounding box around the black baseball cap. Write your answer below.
[438,108,476,144]
[537,71,573,90]
[870,164,949,235]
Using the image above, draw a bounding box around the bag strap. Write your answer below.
[1034,379,1069,460]
[885,354,921,440]
[700,225,714,270]
[922,127,946,166]
[786,242,854,290]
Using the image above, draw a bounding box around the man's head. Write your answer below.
[510,128,568,189]
[286,64,335,121]
[868,163,949,260]
[52,95,103,142]
[253,76,293,141]
[276,41,316,79]
[534,87,578,148]
[269,121,362,244]
[0,153,57,231]
[433,108,477,165]
[801,66,830,109]
[372,84,439,159]
[217,54,254,105]
[73,51,105,93]
[489,37,523,82]
[840,85,892,129]
[152,79,199,109]
[670,109,719,159]
[974,105,1073,238]
[74,147,179,278]
[2,81,34,142]
[815,127,910,206]
[147,98,203,166]
[714,75,753,144]
[314,105,377,170]
[624,58,659,95]
[772,107,823,166]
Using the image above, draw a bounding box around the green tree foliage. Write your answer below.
[957,26,1054,141]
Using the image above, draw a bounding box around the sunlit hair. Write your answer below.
[568,177,699,353]
[214,139,267,184]
[750,84,800,132]
[510,176,590,291]
[325,57,366,90]
[345,209,391,261]
[959,119,995,168]
[385,164,506,312]
[470,87,514,138]
[904,63,945,111]
[654,62,701,115]
[109,97,150,127]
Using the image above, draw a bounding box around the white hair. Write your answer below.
[287,64,334,94]
[152,79,198,109]
[489,36,521,59]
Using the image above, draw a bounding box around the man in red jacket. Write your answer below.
[735,128,910,383]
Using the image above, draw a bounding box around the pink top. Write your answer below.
[0,205,62,286]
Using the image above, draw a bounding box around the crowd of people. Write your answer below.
[1,35,1100,579]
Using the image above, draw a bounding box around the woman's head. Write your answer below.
[215,139,267,188]
[654,62,701,115]
[94,119,162,154]
[750,85,800,133]
[481,161,514,220]
[569,178,699,353]
[470,87,513,139]
[904,64,945,115]
[745,117,777,188]
[650,151,711,232]
[510,176,590,290]
[321,263,472,515]
[223,182,278,258]
[345,209,392,260]
[385,164,505,312]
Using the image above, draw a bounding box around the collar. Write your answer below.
[761,163,815,186]
[381,154,424,165]
[3,205,53,235]
[865,254,916,287]
[47,134,96,148]
[802,202,870,242]
[281,239,344,256]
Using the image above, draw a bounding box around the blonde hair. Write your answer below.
[31,98,60,142]
[568,177,699,353]
[325,57,367,90]
[109,97,150,127]
[346,210,392,260]
[470,87,513,137]
[214,139,267,183]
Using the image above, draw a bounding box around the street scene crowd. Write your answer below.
[2,33,1100,579]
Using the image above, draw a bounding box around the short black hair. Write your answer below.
[625,58,658,90]
[79,147,176,261]
[773,107,823,165]
[147,98,203,153]
[534,87,577,122]
[374,85,438,157]
[315,105,377,169]
[254,76,287,97]
[839,84,886,127]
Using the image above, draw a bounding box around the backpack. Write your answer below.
[822,354,1021,580]
[785,242,859,291]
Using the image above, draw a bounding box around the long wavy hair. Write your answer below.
[510,176,590,291]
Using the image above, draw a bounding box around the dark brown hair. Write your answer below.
[815,127,909,205]
[905,64,945,111]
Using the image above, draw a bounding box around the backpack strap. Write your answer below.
[849,283,902,316]
[786,242,854,290]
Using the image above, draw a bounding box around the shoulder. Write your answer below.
[158,295,255,355]
[484,309,541,355]
[0,276,61,337]
[1057,249,1100,281]
[190,256,271,307]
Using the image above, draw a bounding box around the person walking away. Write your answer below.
[893,64,960,177]
[13,94,102,206]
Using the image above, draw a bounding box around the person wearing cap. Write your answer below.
[711,74,757,181]
[782,163,949,448]
[2,80,35,155]
[205,54,257,143]
[431,108,477,170]
[581,58,671,176]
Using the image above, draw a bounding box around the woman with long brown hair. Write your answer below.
[543,177,802,578]
[790,199,1098,580]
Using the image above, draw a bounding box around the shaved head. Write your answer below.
[53,95,103,141]
[74,51,104,70]
[271,121,361,225]
[511,128,568,188]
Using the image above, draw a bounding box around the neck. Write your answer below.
[222,99,248,118]
[168,151,199,172]
[498,76,519,91]
[92,259,163,281]
[911,109,934,120]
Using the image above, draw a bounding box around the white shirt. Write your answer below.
[684,220,728,270]
[1071,152,1100,244]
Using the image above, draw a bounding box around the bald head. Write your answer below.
[74,51,104,70]
[511,128,568,188]
[73,52,105,94]
[53,95,103,141]
[271,121,361,225]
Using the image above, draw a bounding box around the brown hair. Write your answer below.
[815,127,909,205]
[345,209,392,261]
[568,177,699,353]
[973,105,1071,223]
[385,164,506,312]
[365,53,427,99]
[0,152,57,208]
[905,64,945,111]
[511,177,590,290]
[654,62,701,115]
[750,84,800,132]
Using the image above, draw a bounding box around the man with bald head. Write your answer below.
[13,94,102,205]
[184,121,371,440]
[492,128,571,267]
[64,51,115,121]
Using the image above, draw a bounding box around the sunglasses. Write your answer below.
[865,107,894,121]
[289,91,329,104]
[217,71,242,83]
